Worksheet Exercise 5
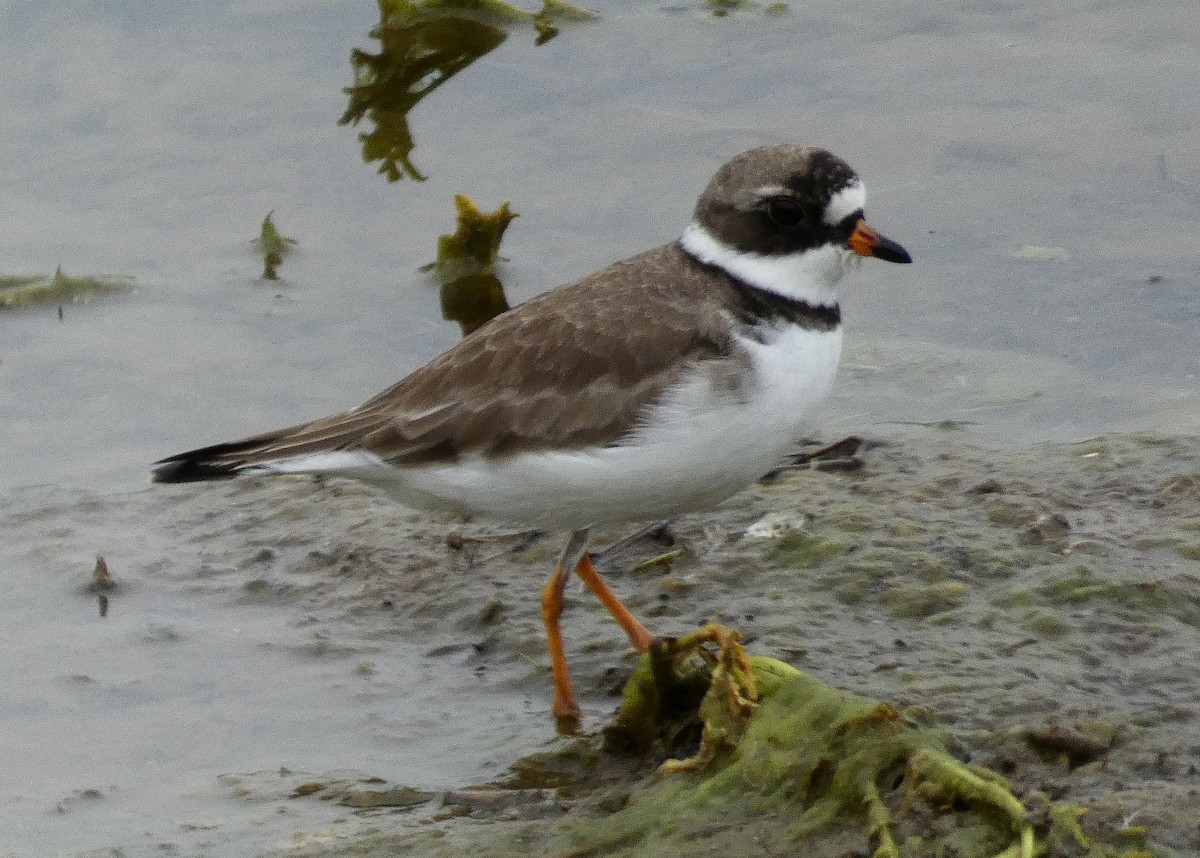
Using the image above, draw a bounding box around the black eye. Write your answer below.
[764,197,806,229]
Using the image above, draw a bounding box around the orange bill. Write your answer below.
[848,219,912,263]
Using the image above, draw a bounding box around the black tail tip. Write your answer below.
[151,456,240,484]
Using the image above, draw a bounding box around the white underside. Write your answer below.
[252,324,843,529]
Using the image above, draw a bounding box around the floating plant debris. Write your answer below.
[0,268,134,312]
[253,211,298,280]
[424,194,518,335]
[340,0,594,182]
[596,623,1043,858]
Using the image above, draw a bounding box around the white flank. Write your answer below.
[679,222,858,304]
[237,326,843,531]
[385,325,843,528]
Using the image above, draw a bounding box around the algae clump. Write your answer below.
[591,623,1036,858]
[253,211,298,280]
[340,0,594,182]
[1,268,134,311]
[424,194,517,335]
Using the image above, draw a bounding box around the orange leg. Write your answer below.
[540,564,581,721]
[574,554,656,654]
[538,528,658,723]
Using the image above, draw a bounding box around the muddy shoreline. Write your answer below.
[10,427,1196,855]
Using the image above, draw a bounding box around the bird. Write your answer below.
[152,144,911,723]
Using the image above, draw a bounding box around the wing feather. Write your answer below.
[153,244,742,480]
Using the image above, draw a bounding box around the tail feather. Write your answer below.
[151,439,270,483]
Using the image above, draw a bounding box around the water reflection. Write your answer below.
[427,194,518,335]
[339,6,509,182]
[339,0,594,182]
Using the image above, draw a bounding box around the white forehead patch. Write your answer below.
[823,180,866,226]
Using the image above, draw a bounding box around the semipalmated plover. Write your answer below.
[153,144,911,722]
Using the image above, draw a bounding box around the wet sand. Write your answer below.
[5,427,1198,855]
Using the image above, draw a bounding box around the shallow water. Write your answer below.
[1,2,1197,855]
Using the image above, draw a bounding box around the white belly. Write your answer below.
[375,325,843,528]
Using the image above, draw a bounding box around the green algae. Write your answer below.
[340,0,594,182]
[0,268,134,311]
[827,509,877,533]
[986,500,1039,527]
[707,0,790,16]
[424,194,517,335]
[509,632,1180,858]
[586,624,1036,858]
[253,211,297,280]
[1175,543,1200,560]
[1009,569,1200,628]
[958,545,1022,578]
[417,0,594,24]
[1154,474,1200,507]
[880,581,968,619]
[771,530,850,566]
[428,194,516,282]
[1020,609,1071,637]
